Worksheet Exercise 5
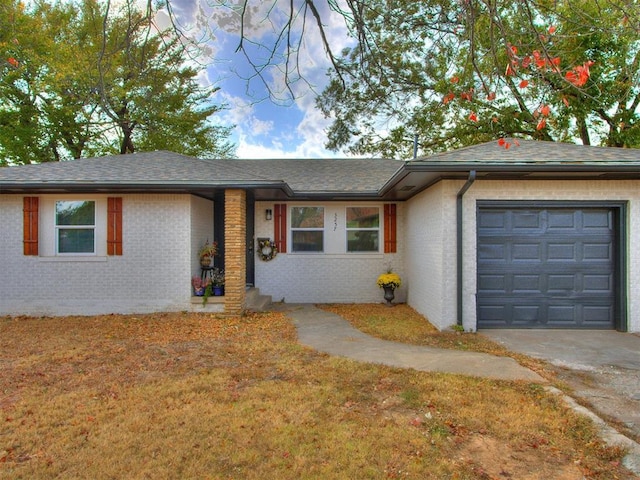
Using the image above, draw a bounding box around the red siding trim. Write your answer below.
[23,197,39,256]
[274,204,287,253]
[107,197,123,256]
[384,204,397,253]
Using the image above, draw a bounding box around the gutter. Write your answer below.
[456,170,476,328]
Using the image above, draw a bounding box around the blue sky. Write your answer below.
[161,0,354,159]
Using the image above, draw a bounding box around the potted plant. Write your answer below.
[377,269,402,305]
[191,276,209,296]
[212,268,225,296]
[199,240,218,267]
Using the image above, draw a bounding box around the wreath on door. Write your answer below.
[257,238,278,261]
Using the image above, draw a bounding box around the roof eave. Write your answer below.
[0,180,295,196]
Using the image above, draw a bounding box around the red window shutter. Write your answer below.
[274,204,287,253]
[384,204,397,253]
[23,197,39,256]
[107,197,123,255]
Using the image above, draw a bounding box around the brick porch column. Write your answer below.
[224,189,246,314]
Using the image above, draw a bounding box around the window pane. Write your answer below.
[56,201,95,226]
[347,231,379,252]
[347,207,379,228]
[292,231,323,252]
[58,229,95,253]
[291,207,324,228]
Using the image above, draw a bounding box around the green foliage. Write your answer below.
[0,0,234,165]
[317,0,640,158]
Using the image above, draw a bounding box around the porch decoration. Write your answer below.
[199,240,218,267]
[212,268,225,296]
[191,276,210,296]
[257,238,278,261]
[377,270,401,306]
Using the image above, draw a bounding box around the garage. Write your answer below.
[476,203,623,329]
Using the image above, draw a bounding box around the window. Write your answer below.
[291,207,324,252]
[346,207,380,252]
[55,200,96,254]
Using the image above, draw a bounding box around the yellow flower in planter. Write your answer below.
[377,272,402,289]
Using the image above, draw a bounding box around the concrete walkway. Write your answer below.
[285,304,544,382]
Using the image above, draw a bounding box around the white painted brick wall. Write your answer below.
[0,194,205,316]
[403,182,459,330]
[254,201,406,304]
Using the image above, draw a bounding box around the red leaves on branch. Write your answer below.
[534,104,551,130]
[459,89,474,101]
[565,61,594,87]
[7,57,19,68]
[443,92,455,104]
[530,51,560,71]
[498,138,520,149]
[519,79,529,89]
[468,112,478,122]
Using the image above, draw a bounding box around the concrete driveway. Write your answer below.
[481,329,640,442]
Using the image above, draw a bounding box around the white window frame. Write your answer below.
[290,206,325,253]
[345,206,381,253]
[54,200,97,255]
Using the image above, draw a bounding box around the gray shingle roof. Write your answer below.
[0,151,404,197]
[411,139,640,165]
[3,140,640,200]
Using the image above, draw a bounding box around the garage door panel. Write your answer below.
[583,210,613,229]
[512,243,540,260]
[548,243,575,260]
[512,304,542,323]
[583,274,612,293]
[477,206,616,329]
[513,211,542,230]
[547,274,574,292]
[583,305,614,325]
[478,243,507,261]
[477,274,506,292]
[547,211,576,229]
[583,242,612,261]
[478,211,507,229]
[512,274,540,292]
[547,304,576,323]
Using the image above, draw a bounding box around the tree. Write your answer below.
[313,0,640,158]
[0,0,234,165]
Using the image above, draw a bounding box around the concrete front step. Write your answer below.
[246,287,272,312]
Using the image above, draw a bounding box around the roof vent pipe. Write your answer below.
[413,134,418,159]
[456,170,476,327]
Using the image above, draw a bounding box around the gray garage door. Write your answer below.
[477,205,616,329]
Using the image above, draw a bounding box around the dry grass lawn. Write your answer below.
[0,309,634,479]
